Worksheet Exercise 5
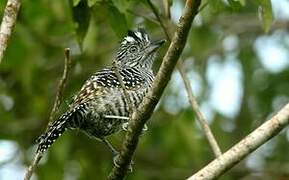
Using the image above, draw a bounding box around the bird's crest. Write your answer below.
[121,28,150,45]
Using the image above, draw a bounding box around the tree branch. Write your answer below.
[24,48,73,180]
[0,0,21,63]
[107,0,202,179]
[23,151,42,180]
[147,0,222,157]
[49,48,73,122]
[127,9,160,25]
[178,63,222,157]
[188,103,289,180]
[162,0,171,19]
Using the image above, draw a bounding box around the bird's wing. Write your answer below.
[71,67,145,106]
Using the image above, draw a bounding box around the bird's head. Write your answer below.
[116,28,165,69]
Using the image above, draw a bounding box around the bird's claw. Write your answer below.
[122,122,129,131]
[122,123,148,135]
[142,124,148,134]
[113,153,134,173]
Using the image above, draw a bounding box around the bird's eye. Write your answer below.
[129,46,138,53]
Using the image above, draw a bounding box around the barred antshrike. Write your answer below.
[36,28,165,160]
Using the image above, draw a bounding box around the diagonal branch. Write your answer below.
[107,0,202,179]
[23,48,73,180]
[147,0,222,157]
[127,9,160,25]
[189,102,289,179]
[178,64,222,157]
[0,0,21,63]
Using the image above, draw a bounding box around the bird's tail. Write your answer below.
[36,103,88,153]
[36,111,72,153]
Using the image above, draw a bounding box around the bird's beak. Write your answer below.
[148,39,166,53]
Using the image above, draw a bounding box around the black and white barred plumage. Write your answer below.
[36,28,165,154]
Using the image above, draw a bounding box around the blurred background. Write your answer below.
[0,0,289,179]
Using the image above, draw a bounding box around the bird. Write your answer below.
[36,28,165,161]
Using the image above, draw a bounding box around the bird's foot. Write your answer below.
[121,122,129,131]
[100,138,133,172]
[142,124,148,134]
[113,153,134,173]
[122,122,148,135]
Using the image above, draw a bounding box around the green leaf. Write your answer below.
[208,0,226,13]
[239,0,246,6]
[71,0,91,48]
[106,3,128,38]
[257,0,273,32]
[87,0,101,7]
[111,0,130,13]
[72,0,81,6]
[228,0,242,11]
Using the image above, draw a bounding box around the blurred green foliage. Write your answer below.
[1,0,289,179]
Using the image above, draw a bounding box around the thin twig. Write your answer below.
[0,0,21,63]
[127,9,160,25]
[162,0,171,19]
[108,0,202,179]
[112,61,134,116]
[111,59,135,170]
[23,152,42,180]
[23,48,73,180]
[49,48,73,122]
[189,103,289,180]
[178,63,222,157]
[198,1,208,13]
[148,0,222,157]
[146,0,170,40]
